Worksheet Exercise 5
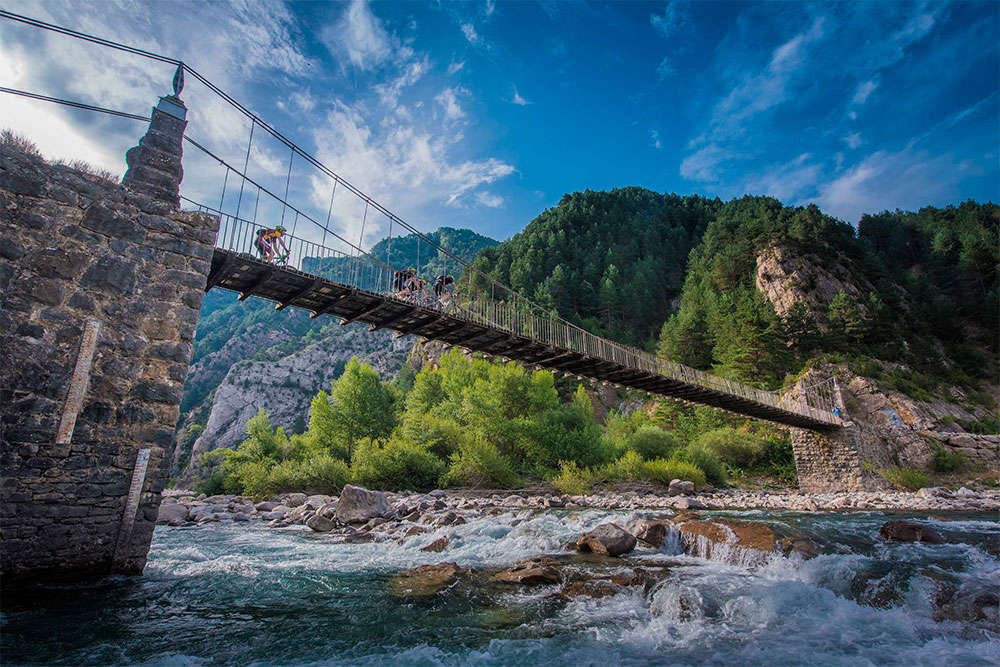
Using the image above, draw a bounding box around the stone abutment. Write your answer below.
[0,95,218,584]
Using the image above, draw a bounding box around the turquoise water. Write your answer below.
[2,510,998,665]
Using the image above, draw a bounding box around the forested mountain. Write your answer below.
[659,197,998,394]
[305,226,498,282]
[467,188,720,346]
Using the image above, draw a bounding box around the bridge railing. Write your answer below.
[200,202,841,426]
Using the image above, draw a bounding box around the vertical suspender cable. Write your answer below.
[234,119,255,222]
[279,148,294,227]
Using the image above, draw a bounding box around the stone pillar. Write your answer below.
[122,94,187,209]
[0,85,218,584]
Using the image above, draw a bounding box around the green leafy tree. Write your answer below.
[327,357,400,460]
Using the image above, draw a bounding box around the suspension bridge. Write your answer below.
[1,10,843,432]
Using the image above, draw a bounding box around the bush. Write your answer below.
[518,402,614,470]
[642,458,706,487]
[624,426,681,461]
[552,461,595,495]
[352,440,446,491]
[930,447,965,474]
[880,466,931,491]
[602,449,645,481]
[441,439,519,488]
[261,455,351,496]
[675,444,726,486]
[398,412,463,459]
[693,428,765,469]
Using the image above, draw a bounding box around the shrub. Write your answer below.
[693,428,765,469]
[352,440,446,491]
[552,461,595,496]
[193,469,227,496]
[1,129,40,156]
[675,444,726,486]
[518,402,613,470]
[602,449,645,481]
[441,439,519,488]
[261,455,351,496]
[398,412,463,459]
[930,447,965,474]
[880,466,931,491]
[642,458,706,487]
[624,426,681,461]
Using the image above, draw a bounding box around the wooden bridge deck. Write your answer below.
[207,249,839,431]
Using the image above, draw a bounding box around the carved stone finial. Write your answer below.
[172,63,184,97]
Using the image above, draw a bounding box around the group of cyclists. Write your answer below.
[393,267,456,308]
[253,224,456,309]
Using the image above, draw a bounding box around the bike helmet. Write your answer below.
[275,225,286,233]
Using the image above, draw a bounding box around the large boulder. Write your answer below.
[284,493,308,507]
[421,536,450,552]
[879,520,946,544]
[575,523,637,557]
[336,485,392,524]
[388,562,467,596]
[156,501,189,526]
[669,516,779,563]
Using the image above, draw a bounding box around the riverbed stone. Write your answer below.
[156,502,189,526]
[306,514,336,532]
[879,520,946,544]
[421,536,449,552]
[626,518,669,547]
[388,562,467,597]
[491,558,561,585]
[336,485,392,524]
[576,523,637,557]
[668,479,695,496]
[284,493,308,507]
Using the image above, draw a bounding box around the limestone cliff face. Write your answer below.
[180,325,412,484]
[754,244,875,325]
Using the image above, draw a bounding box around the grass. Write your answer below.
[879,466,931,491]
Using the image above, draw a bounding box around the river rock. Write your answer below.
[561,580,620,599]
[306,514,336,532]
[287,505,313,524]
[156,501,189,526]
[389,562,467,596]
[233,513,250,522]
[671,517,779,560]
[626,518,669,547]
[255,501,280,512]
[491,558,561,585]
[576,523,637,557]
[879,520,946,544]
[337,485,392,523]
[305,495,333,509]
[285,493,308,507]
[674,497,705,510]
[668,479,695,496]
[421,536,449,552]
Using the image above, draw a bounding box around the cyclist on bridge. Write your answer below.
[433,274,456,307]
[254,225,289,264]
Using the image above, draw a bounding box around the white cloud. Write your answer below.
[475,191,504,208]
[447,60,465,75]
[435,87,466,120]
[852,79,878,105]
[843,132,862,149]
[510,86,530,106]
[324,0,406,70]
[650,129,662,150]
[812,146,978,222]
[656,56,674,80]
[680,144,736,182]
[741,153,821,203]
[485,0,496,17]
[461,23,480,45]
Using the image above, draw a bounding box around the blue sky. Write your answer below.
[1,0,997,245]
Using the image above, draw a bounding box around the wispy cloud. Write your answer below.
[852,78,878,105]
[435,86,467,120]
[843,132,862,149]
[509,85,530,106]
[650,1,689,38]
[324,0,409,70]
[447,60,465,75]
[461,23,480,45]
[475,191,503,207]
[650,129,662,150]
[812,146,977,222]
[656,56,673,80]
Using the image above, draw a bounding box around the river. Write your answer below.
[2,510,998,665]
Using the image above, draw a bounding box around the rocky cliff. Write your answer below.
[179,322,412,484]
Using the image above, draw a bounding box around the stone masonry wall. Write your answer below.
[0,139,218,583]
